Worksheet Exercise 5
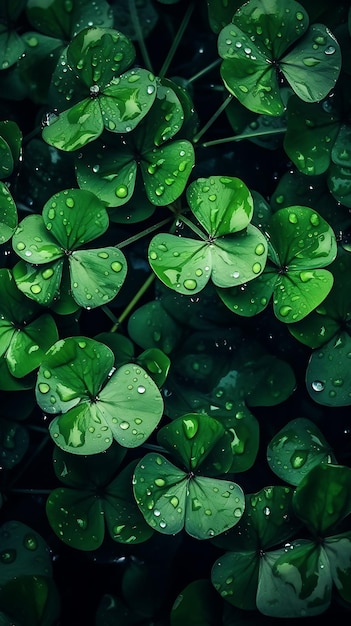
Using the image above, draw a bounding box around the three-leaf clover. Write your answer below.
[75,79,195,208]
[12,188,127,308]
[218,0,341,116]
[46,444,153,550]
[148,176,268,295]
[133,413,245,539]
[42,26,157,151]
[217,206,337,323]
[0,268,58,379]
[36,336,164,454]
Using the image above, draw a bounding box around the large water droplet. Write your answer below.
[311,380,325,392]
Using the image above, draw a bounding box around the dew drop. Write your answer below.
[311,380,324,392]
[183,279,197,290]
[120,421,130,430]
[111,261,122,272]
[38,383,50,394]
[115,185,128,199]
[137,385,146,394]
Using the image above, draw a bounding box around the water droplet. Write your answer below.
[30,284,42,294]
[182,417,198,439]
[279,305,292,317]
[42,268,54,280]
[65,197,74,208]
[155,478,165,487]
[252,262,261,274]
[16,242,26,251]
[0,549,16,563]
[288,213,298,224]
[38,383,50,394]
[311,380,325,392]
[115,185,128,199]
[120,421,130,430]
[325,46,336,55]
[137,385,146,394]
[255,243,265,256]
[290,450,307,469]
[111,261,122,272]
[23,534,38,550]
[183,279,197,290]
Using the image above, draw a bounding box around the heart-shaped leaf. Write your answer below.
[218,206,337,322]
[267,418,335,486]
[36,336,164,453]
[133,452,245,539]
[69,247,127,308]
[149,176,267,295]
[0,183,17,244]
[306,331,351,406]
[26,0,113,40]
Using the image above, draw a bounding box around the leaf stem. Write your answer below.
[128,0,154,73]
[193,94,233,144]
[101,305,120,326]
[187,58,221,84]
[111,272,155,332]
[201,127,287,148]
[180,215,208,241]
[159,2,195,78]
[116,216,174,250]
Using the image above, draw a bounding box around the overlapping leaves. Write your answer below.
[42,26,157,150]
[133,413,245,539]
[12,188,127,309]
[46,444,153,550]
[75,79,195,210]
[218,0,341,116]
[217,206,337,323]
[149,175,268,295]
[36,336,164,454]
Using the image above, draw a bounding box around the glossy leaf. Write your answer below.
[211,486,298,610]
[0,269,59,377]
[284,95,341,176]
[0,183,17,244]
[0,120,22,179]
[127,300,182,353]
[218,0,340,116]
[0,520,53,584]
[36,336,164,453]
[306,331,351,407]
[76,80,195,208]
[219,206,337,322]
[293,463,351,535]
[149,176,267,295]
[26,0,113,39]
[267,418,335,486]
[133,452,244,539]
[69,247,127,308]
[0,419,29,470]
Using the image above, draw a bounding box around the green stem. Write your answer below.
[101,305,120,326]
[117,216,174,250]
[187,58,221,84]
[180,215,208,241]
[111,272,156,332]
[128,0,154,73]
[159,2,195,78]
[201,127,287,148]
[193,94,233,144]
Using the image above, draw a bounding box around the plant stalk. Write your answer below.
[201,127,287,147]
[159,2,195,78]
[193,94,233,144]
[111,272,155,332]
[128,0,154,73]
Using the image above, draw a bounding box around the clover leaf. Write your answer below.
[12,188,127,308]
[263,464,351,617]
[148,176,268,295]
[36,336,164,454]
[267,418,335,486]
[217,206,337,322]
[0,520,60,626]
[0,0,26,71]
[211,486,300,612]
[218,0,341,116]
[42,26,157,151]
[133,413,245,539]
[0,184,17,245]
[0,269,58,378]
[75,79,195,208]
[26,0,113,40]
[46,445,153,550]
[0,120,22,180]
